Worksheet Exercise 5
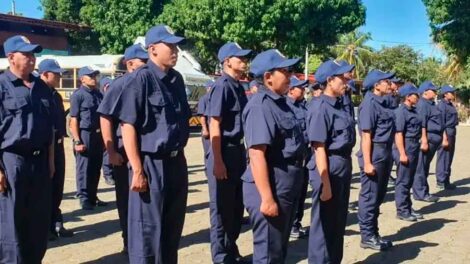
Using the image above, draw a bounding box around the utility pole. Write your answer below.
[304,46,309,77]
[11,0,16,15]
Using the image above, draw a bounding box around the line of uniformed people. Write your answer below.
[0,25,459,264]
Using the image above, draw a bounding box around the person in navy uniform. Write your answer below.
[387,76,403,186]
[0,35,54,263]
[436,85,458,190]
[38,59,74,239]
[242,49,305,263]
[247,80,259,100]
[307,60,355,264]
[197,80,214,160]
[392,83,424,222]
[98,43,148,254]
[99,77,115,186]
[114,25,191,264]
[207,42,251,264]
[357,70,395,251]
[285,76,310,239]
[70,66,107,210]
[412,81,442,203]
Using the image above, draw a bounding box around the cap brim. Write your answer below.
[234,49,252,58]
[276,58,300,69]
[162,36,186,44]
[16,43,43,53]
[53,68,67,74]
[290,79,308,89]
[335,64,355,75]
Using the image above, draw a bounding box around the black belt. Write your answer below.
[285,157,303,167]
[145,150,180,159]
[4,147,45,157]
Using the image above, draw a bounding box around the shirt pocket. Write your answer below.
[145,93,168,130]
[331,117,352,148]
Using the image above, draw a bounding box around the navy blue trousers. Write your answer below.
[357,143,392,240]
[102,151,114,181]
[436,136,456,185]
[51,139,65,229]
[0,150,51,264]
[128,151,188,264]
[113,149,129,248]
[413,140,439,200]
[292,167,308,228]
[308,155,352,264]
[206,145,245,263]
[75,129,103,204]
[244,163,303,264]
[393,139,420,216]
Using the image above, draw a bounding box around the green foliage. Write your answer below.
[331,30,374,79]
[370,45,420,83]
[158,0,366,72]
[307,54,323,74]
[422,0,470,63]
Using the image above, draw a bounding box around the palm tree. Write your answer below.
[331,30,374,79]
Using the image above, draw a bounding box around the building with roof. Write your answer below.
[0,13,89,57]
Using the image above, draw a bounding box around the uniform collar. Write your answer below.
[148,60,173,80]
[443,98,453,105]
[321,94,340,107]
[221,72,239,85]
[421,97,435,105]
[5,69,35,83]
[80,85,96,93]
[287,95,301,105]
[261,85,283,100]
[371,93,387,105]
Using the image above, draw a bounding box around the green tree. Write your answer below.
[307,54,323,74]
[158,0,366,72]
[416,57,445,85]
[331,30,374,79]
[371,45,420,83]
[422,0,470,63]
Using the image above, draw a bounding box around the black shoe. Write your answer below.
[396,213,417,222]
[376,235,393,248]
[360,236,386,251]
[436,183,445,190]
[411,209,424,220]
[95,199,108,207]
[417,194,439,203]
[388,176,396,187]
[105,178,115,186]
[348,201,359,211]
[235,254,249,264]
[56,226,74,237]
[290,225,308,239]
[48,231,58,241]
[80,200,95,210]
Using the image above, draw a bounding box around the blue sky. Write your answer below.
[1,0,444,58]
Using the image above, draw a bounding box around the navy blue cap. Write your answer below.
[347,79,356,92]
[250,49,300,77]
[418,80,437,93]
[99,77,112,89]
[78,66,100,78]
[440,84,456,94]
[289,76,308,89]
[38,59,67,74]
[217,42,252,63]
[204,80,215,89]
[4,35,42,54]
[145,25,185,47]
[363,70,395,90]
[337,59,356,71]
[391,76,403,83]
[399,83,419,97]
[314,60,355,84]
[124,44,149,61]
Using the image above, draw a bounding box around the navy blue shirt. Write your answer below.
[242,87,305,181]
[197,93,209,116]
[438,99,458,137]
[98,75,128,149]
[115,61,191,154]
[0,70,54,151]
[358,93,395,144]
[207,73,248,144]
[341,92,355,121]
[286,96,308,143]
[307,94,355,153]
[70,85,103,130]
[51,87,67,139]
[386,94,400,109]
[394,104,422,139]
[417,97,444,143]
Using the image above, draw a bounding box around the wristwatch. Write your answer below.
[73,139,83,146]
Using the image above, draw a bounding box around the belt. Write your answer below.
[328,149,351,157]
[96,129,101,133]
[4,148,44,157]
[57,138,63,144]
[285,157,303,167]
[223,138,244,147]
[170,150,179,158]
